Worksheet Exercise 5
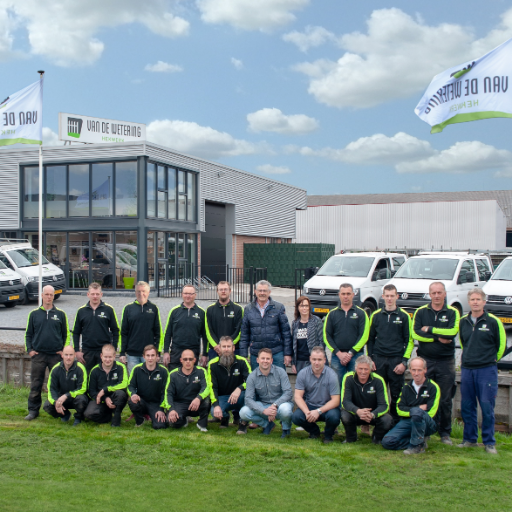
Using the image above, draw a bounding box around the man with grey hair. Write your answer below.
[324,283,369,386]
[25,285,70,420]
[413,281,459,445]
[340,355,393,444]
[458,288,506,454]
[382,357,440,454]
[240,280,292,370]
[120,281,162,374]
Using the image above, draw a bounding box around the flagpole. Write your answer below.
[37,70,44,307]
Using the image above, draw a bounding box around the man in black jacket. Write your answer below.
[368,284,413,421]
[458,288,506,454]
[341,355,393,444]
[120,281,162,374]
[413,282,460,445]
[84,344,128,427]
[73,283,120,374]
[208,337,251,432]
[127,345,168,429]
[205,281,244,359]
[25,285,70,421]
[166,349,211,431]
[382,357,440,454]
[162,285,207,371]
[43,345,88,426]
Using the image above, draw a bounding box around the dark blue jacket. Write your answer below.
[239,298,292,357]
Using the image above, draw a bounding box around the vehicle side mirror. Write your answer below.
[378,269,389,280]
[371,271,378,282]
[465,271,475,283]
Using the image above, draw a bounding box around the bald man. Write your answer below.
[25,285,71,421]
[43,345,88,426]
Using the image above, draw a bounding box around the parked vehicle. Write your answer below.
[0,259,25,308]
[0,239,66,304]
[385,252,493,317]
[483,256,512,325]
[303,252,407,317]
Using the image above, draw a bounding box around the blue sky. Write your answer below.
[2,0,512,195]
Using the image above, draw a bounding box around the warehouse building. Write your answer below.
[0,142,306,290]
[295,191,510,252]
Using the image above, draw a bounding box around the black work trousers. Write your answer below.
[170,398,210,429]
[28,353,62,414]
[341,410,394,442]
[83,350,102,375]
[128,397,168,429]
[84,390,128,425]
[372,354,405,422]
[43,395,89,420]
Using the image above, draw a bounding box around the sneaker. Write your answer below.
[236,422,248,435]
[457,441,478,448]
[441,436,453,446]
[24,412,38,421]
[262,421,275,435]
[323,437,333,444]
[61,411,71,422]
[183,417,189,428]
[135,418,145,427]
[485,445,498,455]
[73,418,81,427]
[197,423,208,433]
[308,433,320,440]
[296,426,305,431]
[220,417,230,429]
[403,445,425,455]
[280,429,290,438]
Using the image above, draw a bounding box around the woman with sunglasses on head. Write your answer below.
[291,296,325,374]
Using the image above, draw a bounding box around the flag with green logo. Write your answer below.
[415,38,512,133]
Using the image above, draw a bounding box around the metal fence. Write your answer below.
[294,267,319,302]
[147,264,267,302]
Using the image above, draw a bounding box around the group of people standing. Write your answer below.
[23,278,506,454]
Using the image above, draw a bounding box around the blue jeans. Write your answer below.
[461,365,498,446]
[330,351,364,391]
[126,355,145,375]
[239,401,293,430]
[250,351,285,371]
[292,407,341,438]
[214,391,245,418]
[382,407,438,450]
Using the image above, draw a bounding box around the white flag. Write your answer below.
[0,78,43,146]
[415,38,512,133]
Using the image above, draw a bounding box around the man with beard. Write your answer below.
[208,336,251,433]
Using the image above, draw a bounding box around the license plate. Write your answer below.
[313,308,330,313]
[54,289,62,294]
[499,317,512,324]
[8,295,19,300]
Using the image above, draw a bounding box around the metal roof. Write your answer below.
[307,190,512,228]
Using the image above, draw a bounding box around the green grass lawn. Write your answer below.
[0,385,511,512]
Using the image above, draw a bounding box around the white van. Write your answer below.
[0,259,25,308]
[386,252,493,316]
[0,239,66,304]
[303,252,407,317]
[483,256,512,325]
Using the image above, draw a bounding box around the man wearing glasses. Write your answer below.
[162,285,207,371]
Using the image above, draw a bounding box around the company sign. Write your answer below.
[58,112,146,144]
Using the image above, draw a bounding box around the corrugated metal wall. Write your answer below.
[0,142,307,238]
[295,200,507,251]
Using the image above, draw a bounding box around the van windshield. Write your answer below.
[317,256,374,277]
[394,258,458,280]
[492,259,512,281]
[7,248,49,268]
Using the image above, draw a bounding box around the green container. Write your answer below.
[123,277,135,289]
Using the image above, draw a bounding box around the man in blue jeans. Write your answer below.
[324,283,369,386]
[292,346,341,444]
[240,348,293,437]
[458,288,506,455]
[382,357,440,454]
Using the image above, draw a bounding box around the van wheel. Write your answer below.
[361,301,376,317]
[19,294,29,305]
[452,303,462,317]
[4,301,16,308]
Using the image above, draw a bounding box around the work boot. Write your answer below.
[280,429,290,438]
[111,409,122,427]
[220,417,230,429]
[403,444,425,455]
[262,421,275,435]
[73,418,82,427]
[236,422,248,435]
[61,410,71,422]
[457,441,478,448]
[485,445,498,455]
[24,412,38,421]
[441,436,453,445]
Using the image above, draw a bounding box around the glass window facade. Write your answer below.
[69,164,89,217]
[115,161,137,217]
[115,231,138,289]
[45,232,67,269]
[46,166,67,218]
[92,163,113,216]
[24,167,39,219]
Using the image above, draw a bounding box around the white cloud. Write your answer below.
[231,57,243,70]
[146,119,267,159]
[145,61,183,73]
[0,0,189,66]
[294,7,512,108]
[247,107,318,134]
[257,164,291,174]
[282,25,338,52]
[196,0,309,31]
[42,127,64,146]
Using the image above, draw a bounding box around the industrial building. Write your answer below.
[295,191,510,252]
[0,142,306,290]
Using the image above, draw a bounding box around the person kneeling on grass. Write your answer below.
[127,345,168,429]
[239,348,293,438]
[208,336,251,434]
[43,345,88,426]
[84,344,128,427]
[292,346,341,444]
[381,357,440,455]
[340,355,393,445]
[166,349,211,432]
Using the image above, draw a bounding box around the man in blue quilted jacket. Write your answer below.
[239,280,292,370]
